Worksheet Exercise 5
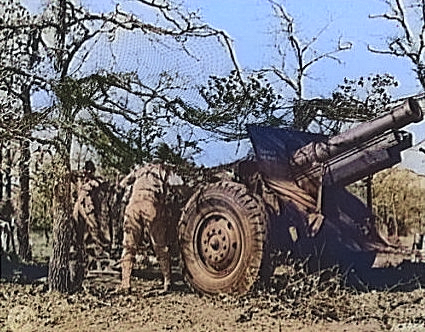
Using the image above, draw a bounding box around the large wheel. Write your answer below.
[178,181,268,295]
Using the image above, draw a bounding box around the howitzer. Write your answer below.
[178,97,424,296]
[291,98,423,196]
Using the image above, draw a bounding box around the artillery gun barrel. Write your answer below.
[290,98,423,171]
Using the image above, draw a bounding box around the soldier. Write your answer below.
[119,163,185,293]
[72,161,113,270]
[83,160,97,182]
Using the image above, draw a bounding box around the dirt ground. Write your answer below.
[1,234,425,332]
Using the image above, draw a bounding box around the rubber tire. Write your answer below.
[178,181,268,295]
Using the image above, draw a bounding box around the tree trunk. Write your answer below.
[16,86,33,261]
[3,143,17,254]
[5,143,12,200]
[48,0,80,293]
[17,138,32,261]
[48,157,72,292]
[48,117,74,292]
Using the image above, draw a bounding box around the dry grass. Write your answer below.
[349,168,425,236]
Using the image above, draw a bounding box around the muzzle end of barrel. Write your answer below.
[408,97,424,123]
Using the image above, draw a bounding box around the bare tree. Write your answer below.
[262,0,352,130]
[369,0,425,88]
[0,0,40,261]
[46,0,239,292]
[1,0,240,292]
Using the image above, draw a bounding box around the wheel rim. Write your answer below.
[195,212,242,276]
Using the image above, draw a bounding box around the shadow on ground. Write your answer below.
[2,251,424,294]
[1,252,48,283]
[346,260,425,292]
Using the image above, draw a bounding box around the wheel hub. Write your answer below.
[199,216,239,272]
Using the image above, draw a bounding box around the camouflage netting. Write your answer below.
[81,30,235,105]
[67,5,239,148]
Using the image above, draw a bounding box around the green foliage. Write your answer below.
[76,115,141,175]
[154,142,201,185]
[155,141,198,167]
[52,76,99,115]
[297,73,400,135]
[76,117,165,176]
[332,73,399,120]
[193,71,289,141]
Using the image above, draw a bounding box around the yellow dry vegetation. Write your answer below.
[372,167,425,235]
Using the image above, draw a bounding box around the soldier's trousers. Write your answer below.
[120,196,171,291]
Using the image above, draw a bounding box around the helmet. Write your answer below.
[84,160,96,174]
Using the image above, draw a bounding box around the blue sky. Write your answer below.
[182,0,425,165]
[184,0,421,94]
[76,0,423,97]
[21,0,425,166]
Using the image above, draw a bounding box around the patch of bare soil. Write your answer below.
[1,256,425,332]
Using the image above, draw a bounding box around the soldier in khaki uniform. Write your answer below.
[119,163,184,292]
